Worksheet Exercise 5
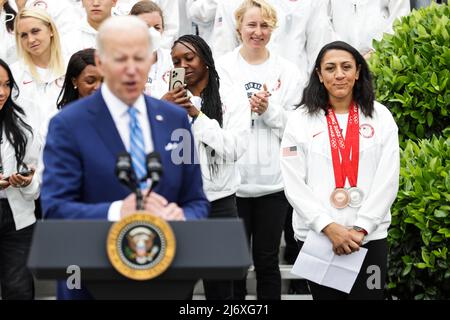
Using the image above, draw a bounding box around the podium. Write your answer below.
[28,219,251,299]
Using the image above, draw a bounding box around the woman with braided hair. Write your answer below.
[166,34,250,300]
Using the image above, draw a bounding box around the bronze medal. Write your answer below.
[330,188,350,209]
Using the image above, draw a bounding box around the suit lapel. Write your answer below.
[89,91,126,158]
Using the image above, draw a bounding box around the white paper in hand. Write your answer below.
[290,230,368,293]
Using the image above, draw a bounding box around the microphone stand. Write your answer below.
[132,172,144,211]
[136,187,144,211]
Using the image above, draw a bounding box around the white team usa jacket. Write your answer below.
[0,11,17,64]
[328,0,411,54]
[190,84,250,202]
[185,0,218,46]
[280,102,400,243]
[10,61,64,140]
[66,20,98,56]
[113,0,179,50]
[217,47,305,198]
[144,48,173,99]
[0,125,41,231]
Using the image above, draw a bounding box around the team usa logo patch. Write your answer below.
[271,79,281,92]
[107,213,176,280]
[162,70,170,84]
[359,123,375,138]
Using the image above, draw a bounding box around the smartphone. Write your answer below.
[18,169,33,177]
[2,169,33,181]
[168,67,185,91]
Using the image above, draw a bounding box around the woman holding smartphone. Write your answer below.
[167,34,250,300]
[11,7,66,132]
[0,58,41,300]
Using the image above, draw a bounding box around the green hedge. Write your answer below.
[369,3,450,143]
[388,136,450,299]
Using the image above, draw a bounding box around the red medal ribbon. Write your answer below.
[326,101,360,188]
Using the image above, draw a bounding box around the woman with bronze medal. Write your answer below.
[280,41,400,300]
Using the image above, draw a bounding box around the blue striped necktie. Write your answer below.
[128,106,147,189]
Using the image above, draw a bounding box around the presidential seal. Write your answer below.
[107,213,176,280]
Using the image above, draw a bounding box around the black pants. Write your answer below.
[297,238,388,300]
[234,191,288,300]
[203,194,239,300]
[0,199,35,300]
[283,205,298,263]
[284,205,310,294]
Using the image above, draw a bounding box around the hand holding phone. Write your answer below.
[7,167,34,188]
[2,168,34,181]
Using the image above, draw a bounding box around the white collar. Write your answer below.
[101,83,146,118]
[80,19,98,35]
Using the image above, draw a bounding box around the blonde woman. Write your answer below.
[212,0,334,76]
[5,0,81,56]
[216,0,304,300]
[11,8,65,134]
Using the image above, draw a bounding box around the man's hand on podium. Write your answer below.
[120,193,139,218]
[144,191,186,221]
[120,191,186,221]
[157,202,186,221]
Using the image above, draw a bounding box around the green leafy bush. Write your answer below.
[369,3,450,143]
[388,136,450,299]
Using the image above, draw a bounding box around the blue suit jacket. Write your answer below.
[42,91,210,300]
[42,90,209,220]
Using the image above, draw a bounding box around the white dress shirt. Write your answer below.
[101,84,154,221]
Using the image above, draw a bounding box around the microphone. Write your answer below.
[145,152,163,186]
[145,152,163,197]
[115,152,136,189]
[115,152,143,210]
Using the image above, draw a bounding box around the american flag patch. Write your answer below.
[282,146,298,157]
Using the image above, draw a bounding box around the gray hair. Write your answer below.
[96,16,152,57]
